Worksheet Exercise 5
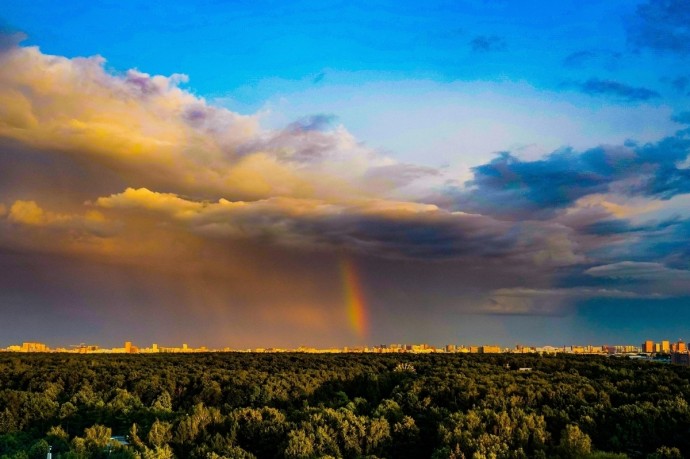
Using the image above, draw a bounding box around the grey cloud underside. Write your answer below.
[618,218,690,270]
[483,287,666,316]
[147,199,563,262]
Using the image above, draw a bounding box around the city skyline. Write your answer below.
[1,0,690,348]
[7,337,690,368]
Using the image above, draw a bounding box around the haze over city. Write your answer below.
[1,0,690,349]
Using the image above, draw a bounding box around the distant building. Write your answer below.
[643,340,654,353]
[662,341,670,353]
[480,345,501,354]
[678,340,687,353]
[21,342,48,352]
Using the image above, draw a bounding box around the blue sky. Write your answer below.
[1,0,689,347]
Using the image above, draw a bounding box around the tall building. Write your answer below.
[662,341,670,353]
[21,342,48,352]
[480,345,501,354]
[643,340,654,353]
[677,340,686,353]
[124,341,132,353]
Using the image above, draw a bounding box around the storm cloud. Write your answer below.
[453,134,690,219]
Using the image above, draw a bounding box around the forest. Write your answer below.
[0,352,688,459]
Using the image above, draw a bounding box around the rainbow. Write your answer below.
[340,258,369,339]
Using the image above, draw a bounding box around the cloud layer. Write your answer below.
[1,38,689,346]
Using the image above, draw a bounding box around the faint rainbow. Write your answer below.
[340,258,369,339]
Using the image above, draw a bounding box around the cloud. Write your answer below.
[0,31,26,52]
[562,50,621,69]
[581,215,678,236]
[5,200,117,237]
[584,261,690,296]
[627,0,690,54]
[0,44,425,204]
[1,38,690,339]
[362,163,440,194]
[312,72,325,84]
[578,78,660,102]
[286,114,337,133]
[563,51,597,68]
[92,187,583,263]
[469,35,506,52]
[670,76,689,92]
[483,287,665,315]
[452,133,690,218]
[672,111,690,124]
[585,261,690,281]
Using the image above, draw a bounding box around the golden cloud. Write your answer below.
[0,45,430,204]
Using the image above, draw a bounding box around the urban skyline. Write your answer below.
[4,337,689,356]
[2,1,690,347]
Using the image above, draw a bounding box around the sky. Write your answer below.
[1,0,690,348]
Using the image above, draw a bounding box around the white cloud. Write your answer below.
[585,261,690,281]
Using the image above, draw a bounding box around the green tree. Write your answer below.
[148,419,173,448]
[284,429,315,458]
[560,424,592,459]
[648,446,683,459]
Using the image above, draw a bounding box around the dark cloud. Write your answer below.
[288,211,517,260]
[562,50,621,69]
[618,217,690,270]
[450,133,690,218]
[670,76,689,92]
[582,215,680,236]
[457,149,615,218]
[563,51,596,67]
[469,35,506,52]
[578,78,660,102]
[672,111,690,124]
[0,21,27,51]
[627,0,690,54]
[312,72,325,84]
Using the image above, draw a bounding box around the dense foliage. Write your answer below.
[0,353,688,458]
